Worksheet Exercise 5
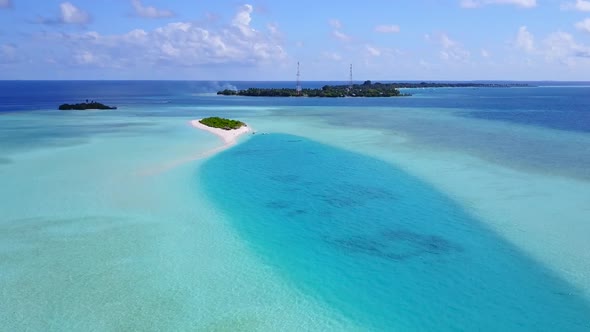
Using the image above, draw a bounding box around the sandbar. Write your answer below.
[138,119,252,176]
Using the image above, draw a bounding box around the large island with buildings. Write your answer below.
[217,80,528,98]
[218,81,409,97]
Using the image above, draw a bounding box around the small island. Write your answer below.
[59,101,117,110]
[199,117,246,130]
[191,117,252,147]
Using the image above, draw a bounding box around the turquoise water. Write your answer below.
[0,112,355,330]
[1,81,590,330]
[201,133,590,331]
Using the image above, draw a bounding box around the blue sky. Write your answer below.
[1,0,590,80]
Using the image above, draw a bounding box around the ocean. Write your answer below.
[0,81,589,330]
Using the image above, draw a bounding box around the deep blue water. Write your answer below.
[1,81,589,133]
[201,133,590,331]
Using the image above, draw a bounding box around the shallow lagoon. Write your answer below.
[1,81,589,330]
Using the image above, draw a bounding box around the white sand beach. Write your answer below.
[190,119,252,146]
[138,119,252,176]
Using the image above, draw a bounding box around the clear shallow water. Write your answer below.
[0,111,355,330]
[1,81,590,330]
[201,133,590,331]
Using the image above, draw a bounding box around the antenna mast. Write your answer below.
[296,61,302,95]
[349,64,353,90]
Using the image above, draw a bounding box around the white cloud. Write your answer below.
[561,0,590,11]
[427,32,471,62]
[374,25,400,33]
[131,0,174,19]
[74,50,100,65]
[267,23,284,41]
[515,26,535,52]
[575,18,590,32]
[232,4,255,37]
[0,43,17,63]
[543,31,590,63]
[160,42,180,57]
[329,19,342,29]
[39,4,285,68]
[481,48,491,57]
[332,30,351,42]
[0,0,12,9]
[60,2,90,25]
[366,45,381,57]
[328,19,352,42]
[439,33,457,48]
[440,48,470,61]
[322,51,343,61]
[460,0,536,8]
[267,23,280,36]
[510,26,590,66]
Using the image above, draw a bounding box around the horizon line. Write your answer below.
[2,79,590,83]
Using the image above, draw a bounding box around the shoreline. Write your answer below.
[190,119,252,146]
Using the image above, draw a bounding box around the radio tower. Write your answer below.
[349,64,353,91]
[296,61,302,95]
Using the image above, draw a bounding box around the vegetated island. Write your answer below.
[192,117,252,146]
[388,82,529,88]
[217,80,530,98]
[199,117,246,130]
[59,101,117,110]
[218,81,408,98]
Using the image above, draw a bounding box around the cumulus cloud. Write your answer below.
[510,26,590,65]
[38,4,285,68]
[60,2,91,25]
[575,18,590,32]
[374,25,400,33]
[481,48,491,57]
[426,33,471,62]
[543,31,590,63]
[439,34,457,48]
[38,2,91,25]
[332,30,352,42]
[329,19,342,29]
[0,0,12,9]
[232,4,255,37]
[515,26,535,52]
[460,0,536,8]
[561,0,590,11]
[73,50,106,65]
[131,0,174,18]
[267,23,281,37]
[366,45,382,57]
[328,19,352,42]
